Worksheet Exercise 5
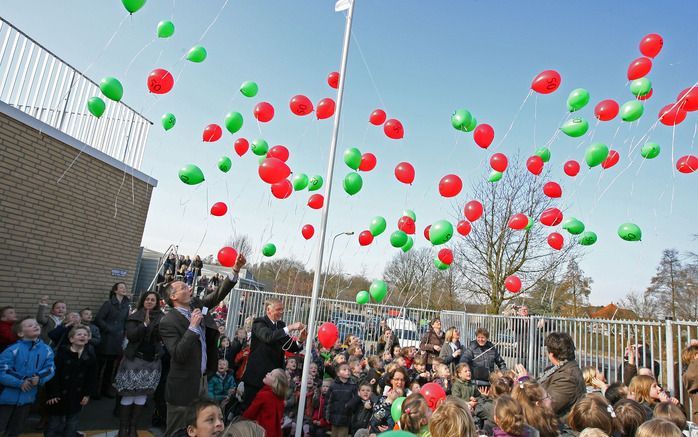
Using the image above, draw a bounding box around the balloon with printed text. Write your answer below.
[531,70,561,94]
[289,95,314,116]
[384,119,404,139]
[147,68,174,94]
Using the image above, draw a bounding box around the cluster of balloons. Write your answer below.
[434,248,453,270]
[451,108,495,150]
[368,108,404,139]
[341,147,377,196]
[86,76,124,118]
[355,279,387,305]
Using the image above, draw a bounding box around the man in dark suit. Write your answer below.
[240,298,304,410]
[159,253,246,437]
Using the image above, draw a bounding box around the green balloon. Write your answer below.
[87,97,105,118]
[218,156,232,173]
[99,77,123,102]
[224,112,244,134]
[239,81,258,98]
[401,236,414,253]
[578,231,598,246]
[630,78,652,97]
[379,431,415,437]
[585,143,609,168]
[157,20,175,38]
[343,148,362,170]
[391,397,407,422]
[161,113,176,131]
[535,147,551,163]
[343,172,363,196]
[451,109,472,131]
[262,243,277,257]
[620,100,644,122]
[429,220,453,245]
[562,217,585,235]
[434,258,450,270]
[390,231,408,248]
[308,175,323,191]
[403,209,416,221]
[525,217,534,231]
[370,217,387,236]
[251,139,269,156]
[567,88,590,112]
[464,116,477,132]
[560,117,589,138]
[292,173,309,191]
[641,142,660,159]
[178,164,204,185]
[488,171,503,182]
[356,290,370,305]
[186,45,207,63]
[618,223,642,242]
[122,0,146,14]
[369,280,388,303]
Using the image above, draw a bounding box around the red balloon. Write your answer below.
[258,158,291,184]
[308,194,324,210]
[526,155,544,176]
[423,225,431,241]
[531,70,562,95]
[473,123,495,149]
[464,200,483,222]
[564,160,580,177]
[602,150,620,169]
[316,98,336,120]
[147,68,174,94]
[508,213,529,230]
[677,87,698,112]
[302,224,315,240]
[290,95,314,116]
[358,230,374,246]
[676,155,698,174]
[547,232,564,251]
[639,33,663,58]
[394,162,415,184]
[270,179,292,199]
[234,138,249,156]
[540,208,563,227]
[439,174,463,198]
[217,247,238,267]
[369,109,387,126]
[210,202,228,217]
[327,71,339,89]
[594,99,620,121]
[421,383,447,411]
[543,181,562,198]
[397,216,416,235]
[658,103,688,126]
[490,153,508,173]
[627,57,652,80]
[267,145,289,162]
[203,124,222,142]
[456,220,472,237]
[384,119,404,139]
[317,322,339,349]
[359,153,377,172]
[438,248,453,265]
[505,275,522,293]
[253,102,275,122]
[637,88,653,101]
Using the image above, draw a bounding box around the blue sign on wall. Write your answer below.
[111,269,128,277]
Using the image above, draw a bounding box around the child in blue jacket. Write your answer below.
[0,317,55,437]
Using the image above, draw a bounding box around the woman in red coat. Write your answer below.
[242,368,288,437]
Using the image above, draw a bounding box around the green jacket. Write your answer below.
[452,378,481,401]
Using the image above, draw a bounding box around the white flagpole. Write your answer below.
[294,1,355,436]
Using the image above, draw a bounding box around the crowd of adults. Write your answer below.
[1,255,698,437]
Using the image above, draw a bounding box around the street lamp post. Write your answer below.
[321,231,354,299]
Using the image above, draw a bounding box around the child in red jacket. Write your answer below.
[242,368,288,437]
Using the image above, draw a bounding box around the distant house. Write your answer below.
[588,303,639,320]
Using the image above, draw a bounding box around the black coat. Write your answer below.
[159,276,237,406]
[460,340,507,384]
[325,378,357,427]
[348,392,377,433]
[45,345,97,415]
[123,308,163,361]
[241,315,301,389]
[94,295,130,355]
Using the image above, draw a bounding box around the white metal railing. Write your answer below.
[0,17,151,169]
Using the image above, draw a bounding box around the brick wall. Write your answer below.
[0,110,155,318]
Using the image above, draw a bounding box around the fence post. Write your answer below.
[664,317,675,397]
[528,315,536,373]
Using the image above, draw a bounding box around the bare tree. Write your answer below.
[645,249,698,319]
[557,259,593,316]
[383,248,434,308]
[452,161,578,314]
[226,234,254,261]
[619,290,657,319]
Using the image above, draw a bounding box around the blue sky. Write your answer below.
[4,1,697,306]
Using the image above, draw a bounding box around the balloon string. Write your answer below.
[56,140,90,184]
[690,121,697,153]
[198,0,230,42]
[350,30,387,111]
[114,163,127,218]
[494,90,532,149]
[124,38,156,80]
[533,93,538,149]
[194,184,210,255]
[83,15,129,77]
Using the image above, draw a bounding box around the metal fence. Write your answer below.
[0,17,151,169]
[224,288,697,410]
